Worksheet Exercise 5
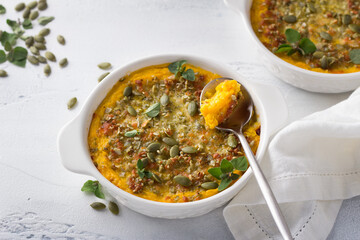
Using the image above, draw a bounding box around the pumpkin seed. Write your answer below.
[90,202,106,210]
[313,51,324,59]
[182,146,197,154]
[320,31,332,41]
[141,158,149,167]
[37,55,47,63]
[27,1,38,9]
[108,201,119,215]
[147,152,156,161]
[147,142,161,152]
[188,101,197,116]
[39,28,50,37]
[160,94,169,106]
[170,145,179,157]
[25,36,34,47]
[30,46,39,55]
[57,35,65,45]
[23,8,30,18]
[34,42,46,50]
[152,173,162,183]
[67,97,77,109]
[174,175,191,187]
[59,58,68,67]
[283,15,297,23]
[44,64,51,76]
[30,10,39,20]
[27,55,39,65]
[45,51,56,62]
[38,1,48,10]
[201,182,218,190]
[123,86,132,96]
[227,135,238,148]
[127,106,137,116]
[162,137,177,146]
[15,3,25,11]
[98,72,110,82]
[320,55,329,69]
[343,14,352,25]
[34,35,45,43]
[349,24,360,33]
[0,70,7,77]
[98,62,111,70]
[145,103,160,118]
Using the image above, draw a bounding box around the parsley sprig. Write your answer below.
[208,157,248,191]
[81,180,105,199]
[276,29,316,56]
[168,60,195,81]
[137,159,153,179]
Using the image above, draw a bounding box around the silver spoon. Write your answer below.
[200,78,292,240]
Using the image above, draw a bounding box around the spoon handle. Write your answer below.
[236,133,293,240]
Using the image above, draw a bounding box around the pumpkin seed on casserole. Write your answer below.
[88,62,260,203]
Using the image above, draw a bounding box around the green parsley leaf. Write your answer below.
[275,44,293,54]
[22,19,33,29]
[231,156,248,171]
[81,180,105,199]
[0,31,18,47]
[8,47,27,67]
[0,5,6,14]
[168,60,187,74]
[182,68,195,81]
[4,41,11,52]
[299,38,316,55]
[144,171,153,178]
[125,130,138,137]
[138,170,145,179]
[285,29,301,43]
[218,176,232,191]
[6,19,24,36]
[0,50,6,64]
[145,102,160,118]
[137,159,144,170]
[350,49,360,64]
[220,159,233,173]
[208,167,222,180]
[38,16,55,26]
[287,48,297,56]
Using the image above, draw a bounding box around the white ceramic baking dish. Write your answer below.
[224,0,360,93]
[57,54,287,219]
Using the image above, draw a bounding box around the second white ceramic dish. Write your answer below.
[57,54,287,219]
[225,0,360,93]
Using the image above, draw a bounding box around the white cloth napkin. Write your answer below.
[224,87,360,240]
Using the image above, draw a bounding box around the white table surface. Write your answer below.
[0,0,358,239]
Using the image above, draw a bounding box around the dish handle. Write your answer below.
[57,115,93,175]
[224,0,247,16]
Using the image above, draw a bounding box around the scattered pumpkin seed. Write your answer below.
[127,106,137,116]
[227,135,238,148]
[349,24,360,34]
[67,97,77,109]
[108,201,119,215]
[57,35,65,45]
[38,1,47,10]
[44,64,51,76]
[174,175,191,187]
[98,72,110,82]
[34,35,45,43]
[90,202,106,210]
[201,182,218,190]
[27,1,38,9]
[283,15,297,23]
[313,51,324,59]
[162,137,177,146]
[182,146,197,154]
[59,58,68,68]
[320,55,329,69]
[170,145,179,157]
[34,42,46,50]
[147,152,156,161]
[152,173,162,183]
[98,62,111,70]
[0,70,8,77]
[45,51,56,62]
[39,28,50,36]
[15,3,25,11]
[123,86,132,96]
[27,55,39,65]
[160,94,169,106]
[25,36,34,47]
[23,7,30,18]
[145,103,160,118]
[38,16,54,26]
[37,55,47,63]
[147,142,161,152]
[320,31,332,41]
[30,46,39,55]
[30,10,39,20]
[188,101,197,116]
[343,14,352,25]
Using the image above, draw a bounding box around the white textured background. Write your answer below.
[0,0,358,239]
